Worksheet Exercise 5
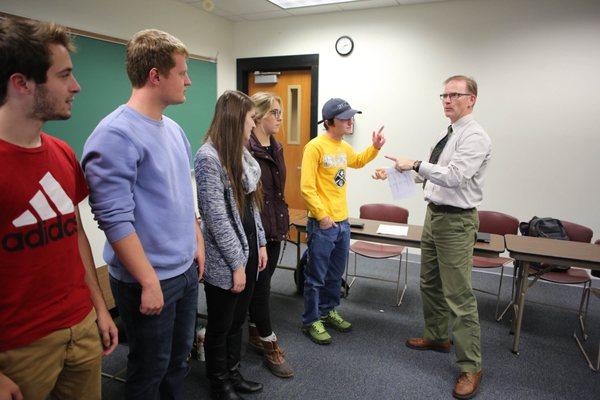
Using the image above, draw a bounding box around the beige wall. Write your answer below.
[233,0,600,236]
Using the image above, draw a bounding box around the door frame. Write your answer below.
[236,54,319,139]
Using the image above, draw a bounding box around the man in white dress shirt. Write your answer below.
[376,75,491,400]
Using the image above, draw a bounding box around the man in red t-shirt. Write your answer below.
[0,18,118,400]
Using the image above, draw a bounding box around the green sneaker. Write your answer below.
[321,310,352,332]
[302,320,332,345]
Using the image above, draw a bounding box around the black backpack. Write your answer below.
[293,249,350,297]
[519,217,570,272]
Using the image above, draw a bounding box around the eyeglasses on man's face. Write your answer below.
[269,109,283,119]
[439,92,473,101]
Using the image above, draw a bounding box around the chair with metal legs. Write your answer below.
[528,221,593,323]
[573,239,600,371]
[346,203,409,306]
[502,221,594,347]
[472,211,519,321]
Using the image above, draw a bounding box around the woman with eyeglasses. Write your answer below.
[245,92,293,378]
[195,90,268,400]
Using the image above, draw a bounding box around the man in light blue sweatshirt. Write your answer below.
[81,29,205,400]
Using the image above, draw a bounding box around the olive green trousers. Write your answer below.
[420,205,481,373]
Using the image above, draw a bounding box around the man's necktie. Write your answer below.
[423,125,453,189]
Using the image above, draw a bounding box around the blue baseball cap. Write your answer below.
[318,98,362,124]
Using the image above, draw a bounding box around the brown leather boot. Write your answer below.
[261,340,294,378]
[405,338,452,353]
[248,325,263,352]
[453,370,482,399]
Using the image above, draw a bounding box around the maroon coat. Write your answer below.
[248,133,290,242]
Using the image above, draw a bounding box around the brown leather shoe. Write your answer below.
[262,340,294,378]
[405,337,452,353]
[453,370,482,399]
[248,325,263,352]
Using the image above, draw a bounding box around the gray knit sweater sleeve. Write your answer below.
[254,204,267,246]
[195,145,246,271]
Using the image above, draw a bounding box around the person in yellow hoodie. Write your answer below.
[300,98,385,344]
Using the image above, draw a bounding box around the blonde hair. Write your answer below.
[250,92,282,120]
[126,29,188,88]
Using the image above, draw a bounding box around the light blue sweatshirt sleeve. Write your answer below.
[82,127,140,244]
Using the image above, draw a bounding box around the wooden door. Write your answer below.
[248,70,311,212]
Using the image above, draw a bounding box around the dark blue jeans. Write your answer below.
[110,263,199,400]
[302,218,350,326]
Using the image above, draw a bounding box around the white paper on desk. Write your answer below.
[386,167,416,200]
[377,224,409,236]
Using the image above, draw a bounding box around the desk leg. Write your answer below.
[508,261,521,333]
[512,261,530,355]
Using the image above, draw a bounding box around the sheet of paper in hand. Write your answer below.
[386,167,416,200]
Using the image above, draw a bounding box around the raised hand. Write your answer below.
[372,126,386,149]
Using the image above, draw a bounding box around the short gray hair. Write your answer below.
[444,75,478,96]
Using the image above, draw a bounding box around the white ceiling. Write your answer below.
[176,0,449,22]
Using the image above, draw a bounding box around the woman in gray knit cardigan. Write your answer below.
[195,91,268,400]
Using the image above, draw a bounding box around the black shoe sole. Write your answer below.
[235,387,263,394]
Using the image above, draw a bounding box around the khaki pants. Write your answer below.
[420,205,482,373]
[0,310,102,400]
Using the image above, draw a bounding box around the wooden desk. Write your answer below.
[291,215,504,253]
[290,215,505,291]
[505,234,600,354]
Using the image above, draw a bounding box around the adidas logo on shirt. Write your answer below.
[2,172,77,252]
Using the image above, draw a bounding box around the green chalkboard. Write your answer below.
[43,34,216,158]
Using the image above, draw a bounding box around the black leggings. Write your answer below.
[248,240,281,337]
[204,232,259,377]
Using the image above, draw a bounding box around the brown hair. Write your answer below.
[126,29,188,88]
[0,18,74,105]
[205,90,261,217]
[444,75,478,96]
[323,119,335,130]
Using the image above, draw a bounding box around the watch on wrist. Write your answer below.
[413,160,422,172]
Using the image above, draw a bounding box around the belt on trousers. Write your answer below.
[428,203,475,213]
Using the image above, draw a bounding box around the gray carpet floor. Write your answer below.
[102,243,600,399]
